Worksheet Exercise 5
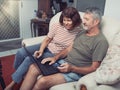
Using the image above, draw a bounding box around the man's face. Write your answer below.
[63,17,73,30]
[82,13,95,31]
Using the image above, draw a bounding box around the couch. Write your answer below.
[22,11,120,90]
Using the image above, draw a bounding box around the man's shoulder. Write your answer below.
[76,30,85,37]
[95,32,109,47]
[97,32,108,41]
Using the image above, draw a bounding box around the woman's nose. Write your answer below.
[64,21,68,25]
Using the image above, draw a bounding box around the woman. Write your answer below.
[5,7,82,90]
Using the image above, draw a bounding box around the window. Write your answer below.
[75,0,106,15]
[0,0,20,40]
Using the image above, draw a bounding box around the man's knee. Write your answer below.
[29,64,40,74]
[38,77,48,84]
[29,64,36,70]
[34,77,48,89]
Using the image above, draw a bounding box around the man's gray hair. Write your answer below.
[85,7,102,23]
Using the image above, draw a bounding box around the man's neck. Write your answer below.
[86,27,99,36]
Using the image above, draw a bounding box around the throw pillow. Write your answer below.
[95,32,120,85]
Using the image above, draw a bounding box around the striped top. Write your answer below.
[47,23,81,54]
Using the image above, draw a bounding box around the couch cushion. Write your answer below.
[95,32,120,85]
[94,85,120,90]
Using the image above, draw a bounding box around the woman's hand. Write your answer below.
[41,57,56,65]
[34,51,42,58]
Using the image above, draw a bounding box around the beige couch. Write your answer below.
[22,12,120,90]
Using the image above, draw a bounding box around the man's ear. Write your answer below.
[94,19,100,25]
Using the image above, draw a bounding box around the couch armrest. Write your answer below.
[50,82,77,90]
[22,35,46,46]
[76,72,98,90]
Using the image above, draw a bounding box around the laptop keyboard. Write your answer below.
[39,62,60,76]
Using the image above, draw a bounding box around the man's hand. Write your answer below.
[41,57,56,65]
[57,63,72,73]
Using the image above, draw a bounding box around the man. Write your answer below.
[20,7,109,90]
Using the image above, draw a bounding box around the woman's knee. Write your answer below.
[14,48,26,69]
[16,48,27,59]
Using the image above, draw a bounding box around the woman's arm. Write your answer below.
[34,36,52,58]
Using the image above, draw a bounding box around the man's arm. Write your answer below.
[70,61,101,75]
[58,61,101,75]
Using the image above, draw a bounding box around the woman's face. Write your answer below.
[63,17,73,30]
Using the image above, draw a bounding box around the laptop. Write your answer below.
[23,46,60,76]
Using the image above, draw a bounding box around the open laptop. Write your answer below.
[23,46,60,76]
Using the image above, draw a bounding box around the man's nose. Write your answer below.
[82,20,86,25]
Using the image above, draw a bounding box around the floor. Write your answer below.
[0,39,23,89]
[0,55,21,90]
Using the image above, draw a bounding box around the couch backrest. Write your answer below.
[49,12,61,30]
[100,16,120,45]
[49,12,120,45]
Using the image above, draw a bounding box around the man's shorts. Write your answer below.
[54,59,84,82]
